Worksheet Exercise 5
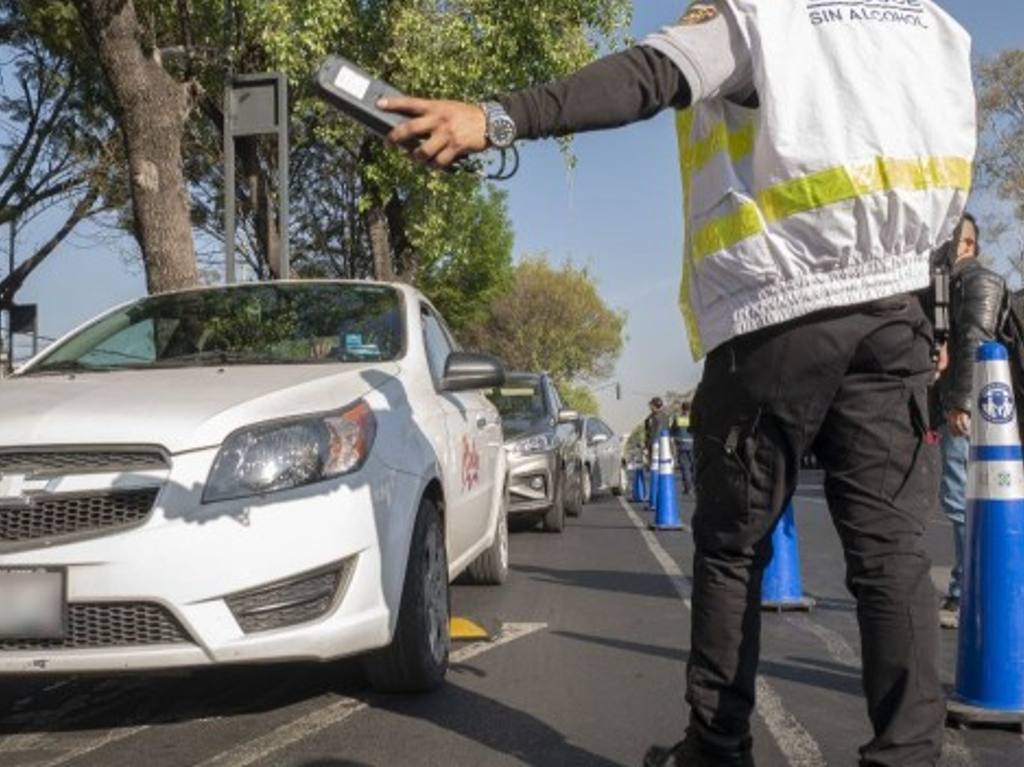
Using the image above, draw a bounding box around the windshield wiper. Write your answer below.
[25,360,105,375]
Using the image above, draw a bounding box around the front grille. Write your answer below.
[226,562,352,634]
[0,450,168,477]
[0,602,192,651]
[0,489,159,543]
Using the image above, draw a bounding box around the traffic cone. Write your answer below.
[948,340,1024,730]
[647,439,660,511]
[650,430,683,531]
[761,504,815,612]
[630,462,647,504]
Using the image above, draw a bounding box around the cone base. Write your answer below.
[761,597,816,613]
[947,699,1024,733]
[648,523,684,531]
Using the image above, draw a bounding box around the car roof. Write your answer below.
[139,279,422,301]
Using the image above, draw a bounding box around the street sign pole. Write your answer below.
[223,73,290,283]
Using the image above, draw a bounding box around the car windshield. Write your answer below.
[25,283,404,374]
[487,380,547,422]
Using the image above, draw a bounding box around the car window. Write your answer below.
[27,283,404,373]
[420,305,453,383]
[487,380,546,421]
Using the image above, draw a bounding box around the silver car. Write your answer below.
[577,416,626,504]
[486,373,583,533]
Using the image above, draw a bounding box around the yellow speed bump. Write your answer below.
[450,617,491,641]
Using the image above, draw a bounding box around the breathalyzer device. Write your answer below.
[314,55,409,138]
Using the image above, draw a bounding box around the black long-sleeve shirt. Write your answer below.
[497,47,693,141]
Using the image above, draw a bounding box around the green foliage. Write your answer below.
[465,254,626,387]
[559,382,600,415]
[21,0,631,315]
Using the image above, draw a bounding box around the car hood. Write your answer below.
[0,363,401,454]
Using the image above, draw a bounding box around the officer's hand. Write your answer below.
[947,409,971,437]
[377,97,487,169]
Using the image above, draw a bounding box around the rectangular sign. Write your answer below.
[0,568,66,639]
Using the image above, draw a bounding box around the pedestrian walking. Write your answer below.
[935,214,1006,629]
[379,2,976,764]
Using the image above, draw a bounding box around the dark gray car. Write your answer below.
[486,372,583,533]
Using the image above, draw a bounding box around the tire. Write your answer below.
[466,488,509,585]
[612,464,626,496]
[566,463,584,518]
[542,475,566,533]
[581,464,594,505]
[363,498,449,693]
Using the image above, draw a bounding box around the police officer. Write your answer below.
[671,405,695,495]
[380,2,975,765]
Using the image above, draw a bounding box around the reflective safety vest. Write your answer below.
[677,0,976,360]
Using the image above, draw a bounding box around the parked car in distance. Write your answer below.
[0,280,509,693]
[485,372,583,532]
[577,416,626,504]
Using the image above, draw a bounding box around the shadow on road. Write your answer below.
[512,563,679,600]
[553,630,864,698]
[372,680,622,767]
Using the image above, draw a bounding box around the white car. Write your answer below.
[0,280,509,692]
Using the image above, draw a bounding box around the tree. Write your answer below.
[559,382,600,415]
[465,255,626,394]
[0,1,117,310]
[22,0,630,312]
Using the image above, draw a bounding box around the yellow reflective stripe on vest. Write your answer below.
[682,120,755,176]
[691,155,973,262]
[675,110,705,359]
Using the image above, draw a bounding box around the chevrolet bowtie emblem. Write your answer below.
[0,473,53,505]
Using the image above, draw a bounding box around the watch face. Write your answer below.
[491,118,515,148]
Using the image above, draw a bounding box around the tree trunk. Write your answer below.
[75,0,198,294]
[367,207,394,281]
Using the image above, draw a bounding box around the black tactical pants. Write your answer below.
[685,295,944,766]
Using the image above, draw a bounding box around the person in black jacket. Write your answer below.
[937,213,1006,629]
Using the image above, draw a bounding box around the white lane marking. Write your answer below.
[784,615,859,667]
[30,726,150,767]
[618,497,827,767]
[196,622,547,767]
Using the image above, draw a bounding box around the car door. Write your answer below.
[419,304,495,561]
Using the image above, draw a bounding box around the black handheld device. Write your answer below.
[314,55,408,138]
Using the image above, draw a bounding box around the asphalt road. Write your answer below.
[1,472,1022,766]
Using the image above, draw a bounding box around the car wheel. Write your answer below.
[612,464,626,496]
[364,497,449,693]
[542,475,566,533]
[582,464,595,504]
[466,487,509,585]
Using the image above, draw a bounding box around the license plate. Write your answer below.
[0,568,66,639]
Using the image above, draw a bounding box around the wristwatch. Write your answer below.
[480,101,517,149]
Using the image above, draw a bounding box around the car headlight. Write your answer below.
[508,433,552,455]
[203,400,376,503]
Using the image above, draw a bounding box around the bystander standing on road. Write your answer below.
[671,404,695,495]
[378,2,976,764]
[644,397,673,468]
[936,214,1006,629]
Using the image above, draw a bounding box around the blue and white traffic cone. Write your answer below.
[631,462,647,504]
[650,430,683,531]
[647,439,660,511]
[761,503,815,612]
[948,340,1024,730]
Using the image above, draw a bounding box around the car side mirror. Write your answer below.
[441,352,506,392]
[557,409,580,424]
[589,433,609,446]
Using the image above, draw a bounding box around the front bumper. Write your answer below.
[506,451,557,514]
[0,449,421,673]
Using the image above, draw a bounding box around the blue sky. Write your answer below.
[7,0,1022,434]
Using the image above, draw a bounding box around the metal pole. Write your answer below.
[223,0,236,284]
[224,87,236,284]
[7,217,14,374]
[277,74,290,280]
